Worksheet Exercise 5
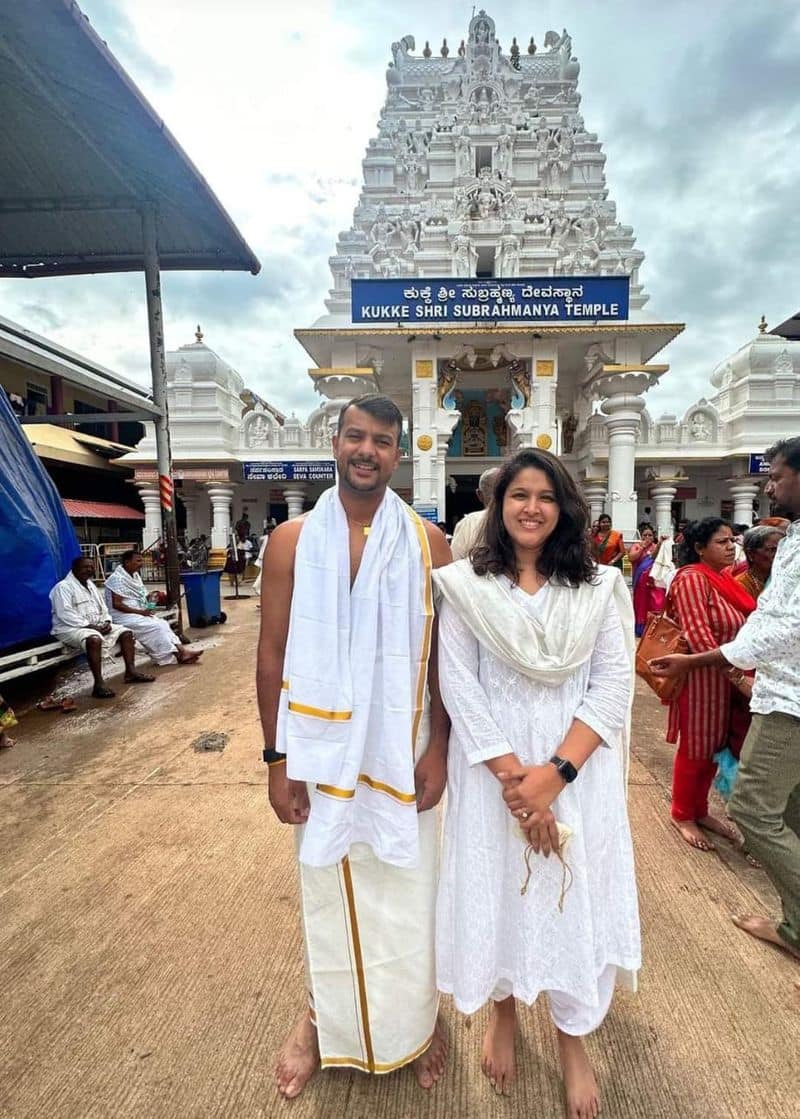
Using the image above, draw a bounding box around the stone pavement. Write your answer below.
[1,598,798,1118]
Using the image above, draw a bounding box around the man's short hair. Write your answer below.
[477,467,500,502]
[337,394,403,443]
[70,556,88,575]
[121,549,140,565]
[766,436,800,472]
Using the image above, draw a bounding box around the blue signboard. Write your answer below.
[749,453,770,476]
[414,504,439,523]
[243,460,335,482]
[351,276,629,324]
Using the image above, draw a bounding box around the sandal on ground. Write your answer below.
[92,686,116,699]
[37,696,63,711]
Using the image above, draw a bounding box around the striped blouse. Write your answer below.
[665,566,747,759]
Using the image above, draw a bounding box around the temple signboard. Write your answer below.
[242,460,336,482]
[351,277,630,324]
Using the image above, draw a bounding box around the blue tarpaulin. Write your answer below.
[0,390,80,650]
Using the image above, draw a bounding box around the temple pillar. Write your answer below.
[581,479,608,525]
[411,344,458,520]
[283,486,306,519]
[206,484,235,549]
[596,370,658,540]
[179,491,200,540]
[728,477,760,528]
[649,482,678,538]
[137,483,162,550]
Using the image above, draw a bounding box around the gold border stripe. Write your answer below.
[341,856,375,1072]
[407,508,434,756]
[321,1029,436,1073]
[288,700,352,721]
[317,784,355,799]
[358,773,416,804]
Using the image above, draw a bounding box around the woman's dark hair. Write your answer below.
[471,449,596,586]
[638,523,655,536]
[677,517,730,567]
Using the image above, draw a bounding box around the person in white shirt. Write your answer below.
[105,550,202,667]
[50,557,155,699]
[450,467,500,561]
[651,436,800,964]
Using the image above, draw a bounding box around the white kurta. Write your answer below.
[436,579,641,1022]
[105,567,181,666]
[50,572,130,653]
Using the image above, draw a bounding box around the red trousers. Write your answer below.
[671,752,717,821]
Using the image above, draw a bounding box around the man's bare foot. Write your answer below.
[413,1016,448,1090]
[175,648,202,665]
[697,814,739,843]
[275,1012,320,1099]
[732,915,800,962]
[670,818,714,851]
[124,671,155,684]
[557,1030,600,1119]
[481,997,516,1095]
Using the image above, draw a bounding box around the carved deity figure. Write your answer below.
[452,228,478,276]
[454,131,472,178]
[369,204,394,247]
[462,399,488,456]
[495,127,513,179]
[561,414,578,454]
[549,203,571,252]
[509,364,532,409]
[689,412,712,441]
[437,364,459,409]
[245,413,270,448]
[497,232,520,277]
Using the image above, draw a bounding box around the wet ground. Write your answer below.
[1,596,798,1118]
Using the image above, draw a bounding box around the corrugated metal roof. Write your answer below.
[1,313,160,417]
[0,0,260,278]
[24,423,134,471]
[62,499,144,520]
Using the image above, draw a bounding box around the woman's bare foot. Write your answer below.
[732,915,800,961]
[697,814,739,843]
[670,818,714,851]
[481,996,516,1095]
[557,1030,600,1119]
[413,1016,448,1089]
[275,1012,320,1099]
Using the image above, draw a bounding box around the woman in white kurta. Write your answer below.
[433,449,641,1119]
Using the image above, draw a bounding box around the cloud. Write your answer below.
[2,0,797,431]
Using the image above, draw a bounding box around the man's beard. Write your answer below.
[770,499,795,519]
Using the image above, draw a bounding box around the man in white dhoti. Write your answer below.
[256,394,451,1099]
[434,449,641,1117]
[50,557,155,698]
[105,551,202,667]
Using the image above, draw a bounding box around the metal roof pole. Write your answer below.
[141,205,182,621]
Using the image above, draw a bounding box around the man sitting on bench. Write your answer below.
[105,550,202,668]
[49,557,155,699]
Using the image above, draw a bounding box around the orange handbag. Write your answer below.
[635,612,689,703]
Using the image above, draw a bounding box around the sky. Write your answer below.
[3,0,799,421]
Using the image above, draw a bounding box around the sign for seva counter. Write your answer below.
[351,277,629,323]
[243,460,335,482]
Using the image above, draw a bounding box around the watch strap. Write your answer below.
[549,754,578,783]
[262,747,287,767]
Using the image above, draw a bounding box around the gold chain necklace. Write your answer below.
[347,516,372,537]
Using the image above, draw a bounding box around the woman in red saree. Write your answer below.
[664,518,756,851]
[591,514,626,569]
[628,525,666,636]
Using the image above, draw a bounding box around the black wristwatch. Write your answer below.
[549,755,578,783]
[262,747,287,767]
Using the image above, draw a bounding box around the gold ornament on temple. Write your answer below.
[417,434,433,451]
[536,433,553,450]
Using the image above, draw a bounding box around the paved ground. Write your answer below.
[1,596,798,1118]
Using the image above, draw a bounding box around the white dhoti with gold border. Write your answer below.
[298,805,438,1073]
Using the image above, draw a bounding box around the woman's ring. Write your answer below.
[520,811,529,820]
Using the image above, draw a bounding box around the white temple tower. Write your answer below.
[296,12,684,534]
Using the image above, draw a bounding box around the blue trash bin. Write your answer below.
[181,570,224,627]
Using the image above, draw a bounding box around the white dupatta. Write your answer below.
[277,486,433,869]
[432,560,636,783]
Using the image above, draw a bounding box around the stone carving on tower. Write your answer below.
[323,9,650,315]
